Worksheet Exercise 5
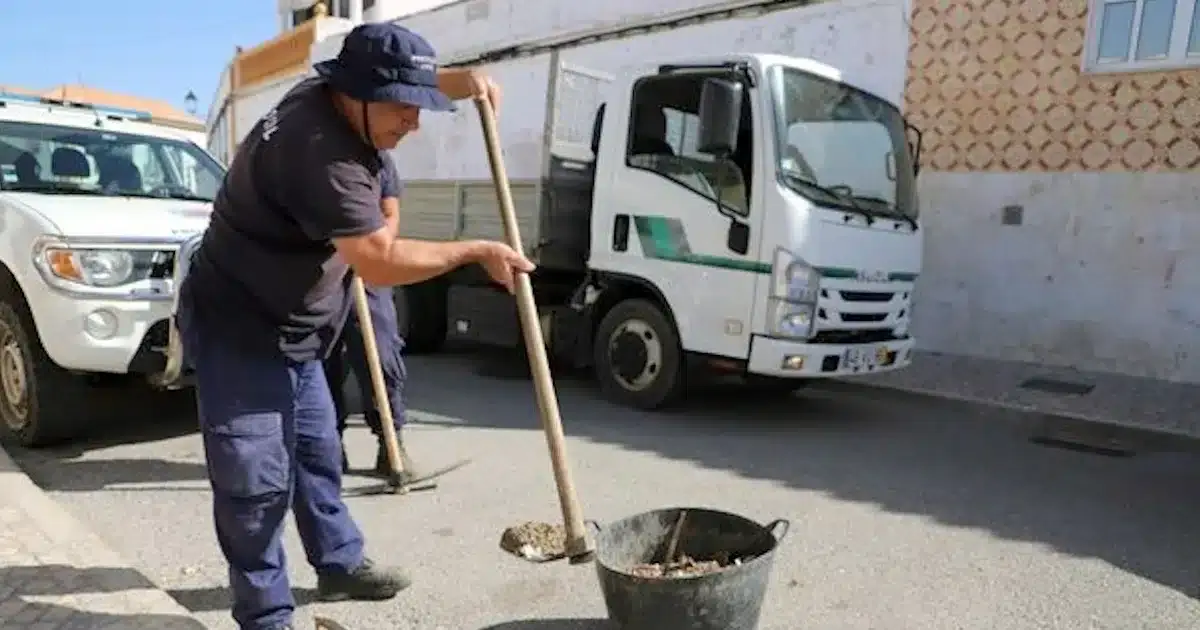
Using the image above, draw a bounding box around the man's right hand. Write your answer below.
[474,241,535,293]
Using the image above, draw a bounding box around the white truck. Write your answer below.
[0,92,220,446]
[212,0,923,410]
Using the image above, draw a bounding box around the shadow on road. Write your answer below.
[5,385,208,492]
[478,620,615,629]
[0,564,205,628]
[404,343,1200,601]
[167,585,321,613]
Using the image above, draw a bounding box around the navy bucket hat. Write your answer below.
[314,22,456,112]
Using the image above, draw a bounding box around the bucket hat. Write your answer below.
[314,22,455,112]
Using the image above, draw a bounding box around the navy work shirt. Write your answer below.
[184,78,399,361]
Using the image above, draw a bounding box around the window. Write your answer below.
[625,74,752,216]
[0,121,226,202]
[364,0,376,10]
[772,67,918,219]
[1085,0,1200,71]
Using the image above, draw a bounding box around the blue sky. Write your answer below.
[0,1,279,119]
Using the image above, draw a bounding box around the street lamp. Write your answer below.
[184,91,198,115]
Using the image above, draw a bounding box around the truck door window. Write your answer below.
[625,75,750,216]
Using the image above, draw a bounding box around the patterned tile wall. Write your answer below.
[904,0,1200,172]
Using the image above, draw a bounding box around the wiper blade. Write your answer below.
[107,191,213,203]
[849,195,917,230]
[780,173,876,225]
[164,193,214,203]
[1,184,103,195]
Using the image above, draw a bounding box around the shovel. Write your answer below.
[475,95,594,564]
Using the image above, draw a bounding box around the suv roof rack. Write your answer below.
[0,91,153,122]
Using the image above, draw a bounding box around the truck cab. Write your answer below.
[0,92,221,447]
[467,54,918,408]
[590,54,919,387]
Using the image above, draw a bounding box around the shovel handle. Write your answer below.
[351,275,405,478]
[474,96,593,561]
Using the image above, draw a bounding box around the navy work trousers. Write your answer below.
[324,284,407,436]
[177,293,365,630]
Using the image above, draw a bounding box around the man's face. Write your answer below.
[368,101,421,149]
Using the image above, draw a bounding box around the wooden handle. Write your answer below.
[351,275,405,476]
[474,97,592,559]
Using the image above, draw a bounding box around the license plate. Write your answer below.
[843,345,889,371]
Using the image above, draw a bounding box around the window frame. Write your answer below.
[1083,0,1200,73]
[623,72,753,218]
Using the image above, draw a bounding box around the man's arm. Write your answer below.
[291,138,495,287]
[379,153,401,236]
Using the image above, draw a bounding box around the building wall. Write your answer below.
[905,0,1200,382]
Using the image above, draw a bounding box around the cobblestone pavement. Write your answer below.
[0,443,205,629]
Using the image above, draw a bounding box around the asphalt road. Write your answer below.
[9,346,1200,630]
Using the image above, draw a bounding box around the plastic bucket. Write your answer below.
[590,507,789,630]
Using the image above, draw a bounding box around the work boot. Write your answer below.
[317,558,411,602]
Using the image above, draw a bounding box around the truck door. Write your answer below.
[591,70,763,361]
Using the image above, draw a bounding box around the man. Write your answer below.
[175,22,533,630]
[325,152,414,478]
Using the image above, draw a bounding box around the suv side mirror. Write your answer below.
[697,78,743,156]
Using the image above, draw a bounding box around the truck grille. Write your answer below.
[813,281,911,342]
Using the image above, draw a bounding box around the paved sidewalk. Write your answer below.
[0,442,207,629]
[826,349,1200,441]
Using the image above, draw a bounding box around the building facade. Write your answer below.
[903,0,1200,383]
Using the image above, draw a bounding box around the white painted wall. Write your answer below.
[913,172,1200,383]
[376,0,910,181]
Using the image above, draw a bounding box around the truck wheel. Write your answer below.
[0,300,89,448]
[593,299,685,410]
[395,282,446,355]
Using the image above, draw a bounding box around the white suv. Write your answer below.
[0,92,220,447]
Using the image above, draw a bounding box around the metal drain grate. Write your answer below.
[1018,377,1095,396]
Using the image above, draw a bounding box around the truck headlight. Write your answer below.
[34,241,166,289]
[767,299,814,339]
[771,248,820,304]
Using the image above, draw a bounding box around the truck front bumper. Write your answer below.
[746,334,915,378]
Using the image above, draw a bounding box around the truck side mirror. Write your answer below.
[697,78,743,156]
[727,219,750,255]
[904,120,922,178]
[590,103,606,156]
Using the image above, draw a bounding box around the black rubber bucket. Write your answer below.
[590,507,789,630]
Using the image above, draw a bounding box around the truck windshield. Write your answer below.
[0,120,226,202]
[771,67,917,220]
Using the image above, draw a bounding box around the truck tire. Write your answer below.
[593,298,686,410]
[395,282,446,355]
[0,299,90,448]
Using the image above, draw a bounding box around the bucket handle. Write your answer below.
[585,519,602,536]
[764,519,790,542]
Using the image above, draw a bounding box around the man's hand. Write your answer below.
[436,68,501,112]
[474,241,534,293]
[468,72,501,112]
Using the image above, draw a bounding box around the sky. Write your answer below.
[0,0,279,119]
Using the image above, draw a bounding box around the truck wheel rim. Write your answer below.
[607,319,662,392]
[0,326,28,429]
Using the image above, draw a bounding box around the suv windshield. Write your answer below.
[771,67,917,219]
[0,120,225,202]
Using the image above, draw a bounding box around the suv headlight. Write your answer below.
[771,248,820,303]
[34,239,170,289]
